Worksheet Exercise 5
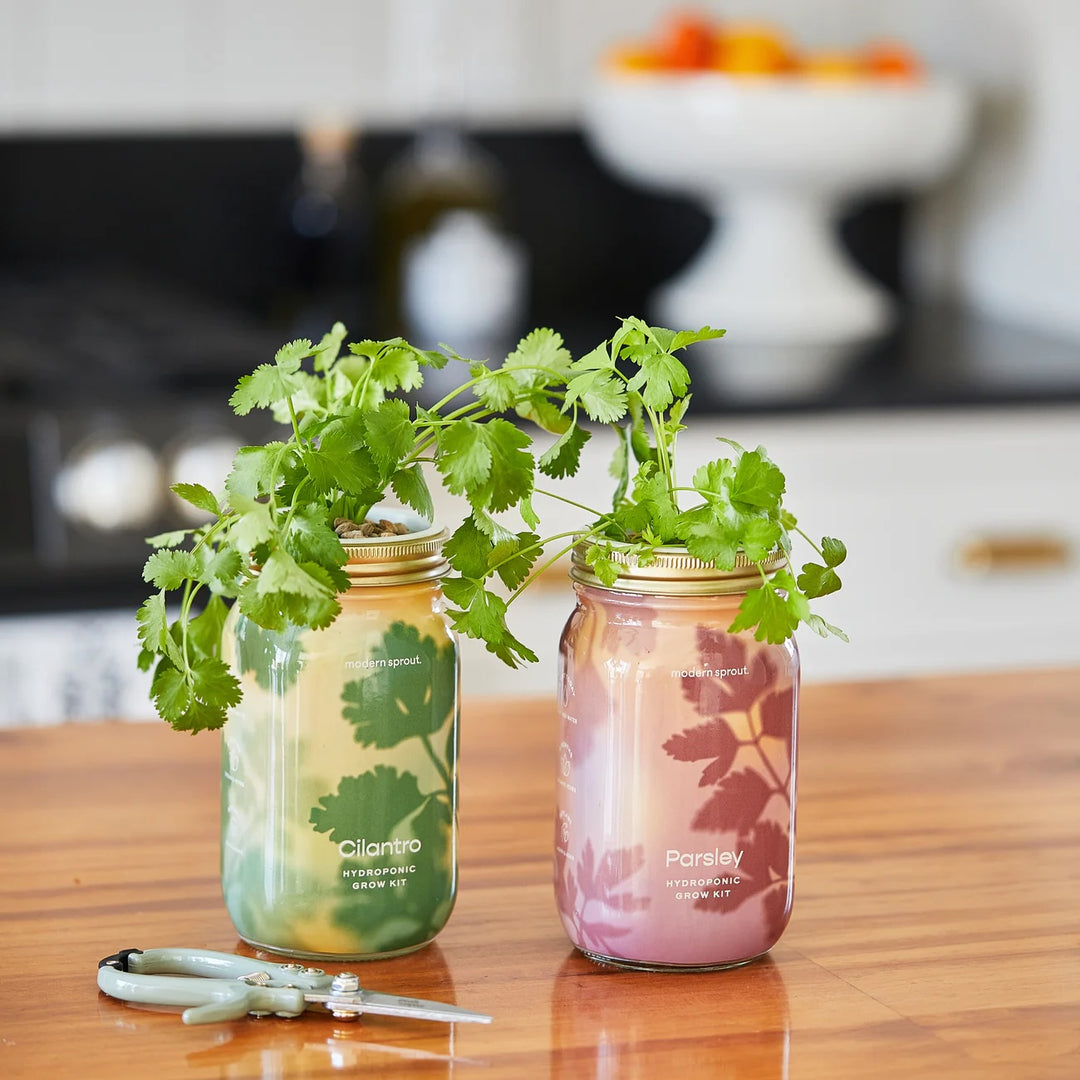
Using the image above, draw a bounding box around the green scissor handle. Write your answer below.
[98,962,307,1024]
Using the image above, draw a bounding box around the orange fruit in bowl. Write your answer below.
[655,10,719,70]
[605,43,663,73]
[799,51,865,81]
[714,22,796,75]
[863,39,922,79]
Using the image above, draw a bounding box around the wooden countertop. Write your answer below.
[1,669,1078,1078]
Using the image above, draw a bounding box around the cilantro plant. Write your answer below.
[136,324,578,733]
[137,316,845,736]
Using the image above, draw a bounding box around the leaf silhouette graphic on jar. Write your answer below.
[662,627,795,938]
[554,838,650,956]
[679,627,783,715]
[305,619,458,957]
[688,820,793,941]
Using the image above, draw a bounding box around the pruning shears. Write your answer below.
[98,948,493,1027]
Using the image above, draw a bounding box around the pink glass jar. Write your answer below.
[555,544,799,970]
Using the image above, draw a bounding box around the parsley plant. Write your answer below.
[551,317,848,646]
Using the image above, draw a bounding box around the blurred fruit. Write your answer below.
[605,43,662,72]
[656,10,718,69]
[715,23,795,75]
[800,51,865,81]
[863,39,922,79]
[603,12,924,83]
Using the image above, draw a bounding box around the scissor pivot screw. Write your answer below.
[331,973,360,994]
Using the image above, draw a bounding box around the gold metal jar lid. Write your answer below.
[569,539,787,596]
[342,524,449,586]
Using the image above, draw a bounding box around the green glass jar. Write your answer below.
[220,521,458,960]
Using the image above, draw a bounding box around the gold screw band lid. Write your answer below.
[569,540,787,596]
[342,524,449,585]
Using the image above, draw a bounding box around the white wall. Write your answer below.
[0,0,1077,342]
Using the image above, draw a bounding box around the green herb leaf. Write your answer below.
[226,443,288,504]
[363,398,415,473]
[821,536,847,567]
[191,656,242,710]
[440,418,533,513]
[625,347,690,412]
[584,542,624,587]
[390,464,434,523]
[144,528,194,549]
[728,576,801,644]
[731,447,785,512]
[186,594,231,657]
[538,421,590,480]
[313,322,348,372]
[436,420,492,495]
[229,504,275,552]
[302,415,379,495]
[444,517,491,579]
[256,548,335,601]
[143,550,200,590]
[564,370,628,423]
[441,577,538,667]
[136,590,172,657]
[229,339,312,415]
[170,482,220,517]
[489,531,541,591]
[151,664,193,724]
[797,562,843,598]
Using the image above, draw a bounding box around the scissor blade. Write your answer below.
[312,990,492,1024]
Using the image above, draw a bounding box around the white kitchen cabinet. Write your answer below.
[441,404,1080,698]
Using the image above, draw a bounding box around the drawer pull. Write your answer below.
[956,534,1072,574]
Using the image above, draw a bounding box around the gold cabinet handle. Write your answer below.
[956,534,1073,574]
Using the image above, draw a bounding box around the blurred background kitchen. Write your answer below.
[1,0,1077,725]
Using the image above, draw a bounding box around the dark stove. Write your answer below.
[0,269,282,612]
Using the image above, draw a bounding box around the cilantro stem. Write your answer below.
[177,578,203,685]
[792,524,823,561]
[504,524,612,605]
[533,486,607,521]
[286,395,305,448]
[423,374,490,417]
[643,402,675,498]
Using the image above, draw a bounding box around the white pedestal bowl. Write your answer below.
[583,73,973,398]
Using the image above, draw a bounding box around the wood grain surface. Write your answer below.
[1,668,1078,1078]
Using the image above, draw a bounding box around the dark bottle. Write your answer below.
[277,122,372,339]
[375,125,526,379]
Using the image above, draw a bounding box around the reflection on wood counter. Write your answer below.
[1,669,1078,1078]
